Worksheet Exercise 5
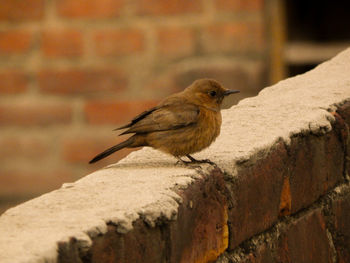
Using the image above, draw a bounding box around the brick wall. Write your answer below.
[0,48,349,263]
[0,0,266,212]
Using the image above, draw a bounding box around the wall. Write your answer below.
[0,47,349,263]
[0,0,266,213]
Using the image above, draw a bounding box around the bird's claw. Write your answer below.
[175,155,217,167]
[194,158,212,164]
[186,155,216,165]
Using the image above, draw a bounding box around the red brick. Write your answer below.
[171,169,228,262]
[215,0,264,12]
[0,0,44,21]
[331,112,349,149]
[146,63,264,102]
[84,100,158,125]
[0,102,72,126]
[0,136,48,160]
[337,101,350,127]
[0,71,29,94]
[173,64,264,100]
[202,22,264,53]
[277,209,333,263]
[0,168,74,196]
[56,0,124,19]
[332,194,350,263]
[94,29,144,56]
[88,222,165,262]
[0,30,33,55]
[289,129,345,213]
[228,123,345,250]
[38,69,127,95]
[144,73,179,98]
[135,0,202,15]
[88,169,228,262]
[42,29,83,57]
[157,27,195,57]
[228,141,286,249]
[336,102,350,176]
[62,135,135,165]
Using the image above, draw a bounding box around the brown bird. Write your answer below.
[89,79,239,164]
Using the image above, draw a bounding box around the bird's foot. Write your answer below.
[186,155,216,166]
[175,155,216,167]
[175,158,201,170]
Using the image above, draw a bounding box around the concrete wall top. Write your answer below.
[1,48,350,263]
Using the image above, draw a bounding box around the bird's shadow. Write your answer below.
[100,158,209,171]
[102,159,185,170]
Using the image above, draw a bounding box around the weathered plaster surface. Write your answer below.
[0,48,350,262]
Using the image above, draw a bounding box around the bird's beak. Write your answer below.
[224,89,240,96]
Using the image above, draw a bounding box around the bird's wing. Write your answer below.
[114,106,159,131]
[119,102,200,135]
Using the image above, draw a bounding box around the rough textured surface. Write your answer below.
[0,165,197,262]
[227,141,286,249]
[331,193,350,263]
[87,168,228,263]
[0,48,350,262]
[216,185,350,263]
[0,0,265,210]
[277,209,333,263]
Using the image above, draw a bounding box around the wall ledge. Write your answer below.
[1,48,350,262]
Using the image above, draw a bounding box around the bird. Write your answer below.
[89,78,239,164]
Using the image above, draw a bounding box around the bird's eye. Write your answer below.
[209,90,217,97]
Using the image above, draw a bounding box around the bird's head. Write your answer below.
[185,79,240,110]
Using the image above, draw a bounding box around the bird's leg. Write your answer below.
[175,156,192,165]
[186,154,215,165]
[175,155,216,167]
[175,156,202,170]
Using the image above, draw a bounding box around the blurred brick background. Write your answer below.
[0,0,266,213]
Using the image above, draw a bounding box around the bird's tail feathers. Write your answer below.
[89,137,134,164]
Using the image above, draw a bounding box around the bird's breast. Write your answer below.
[195,108,222,147]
